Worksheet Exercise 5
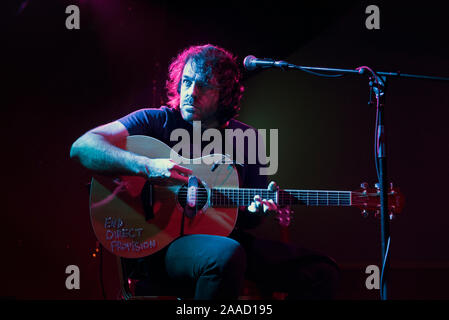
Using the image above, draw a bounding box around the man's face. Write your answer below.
[179,60,220,123]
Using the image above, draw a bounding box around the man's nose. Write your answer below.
[187,81,200,98]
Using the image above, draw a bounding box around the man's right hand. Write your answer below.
[137,157,192,184]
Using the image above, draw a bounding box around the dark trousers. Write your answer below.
[131,231,340,300]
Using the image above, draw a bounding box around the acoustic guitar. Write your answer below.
[89,135,404,258]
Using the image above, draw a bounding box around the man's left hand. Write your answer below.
[247,181,278,214]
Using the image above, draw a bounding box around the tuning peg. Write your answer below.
[361,209,369,218]
[360,182,369,189]
[374,210,380,218]
[374,182,395,190]
[389,213,395,220]
[276,207,293,227]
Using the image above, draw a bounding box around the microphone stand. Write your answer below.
[277,62,449,300]
[372,74,389,300]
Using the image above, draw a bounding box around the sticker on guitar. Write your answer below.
[104,216,157,253]
[110,239,157,253]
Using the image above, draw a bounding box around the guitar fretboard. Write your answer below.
[210,188,352,207]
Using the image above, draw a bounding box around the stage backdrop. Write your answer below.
[3,0,448,299]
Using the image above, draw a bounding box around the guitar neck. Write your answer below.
[211,188,352,207]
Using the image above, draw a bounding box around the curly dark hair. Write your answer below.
[166,44,244,125]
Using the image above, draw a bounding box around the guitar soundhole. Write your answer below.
[177,182,208,210]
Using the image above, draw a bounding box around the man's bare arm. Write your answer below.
[70,121,191,182]
[70,121,143,175]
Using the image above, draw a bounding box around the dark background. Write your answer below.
[3,0,449,300]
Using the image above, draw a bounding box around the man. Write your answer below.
[70,44,339,299]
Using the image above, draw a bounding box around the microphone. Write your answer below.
[243,55,289,71]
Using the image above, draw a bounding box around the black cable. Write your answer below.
[380,236,390,299]
[356,66,390,300]
[356,66,383,179]
[374,93,381,179]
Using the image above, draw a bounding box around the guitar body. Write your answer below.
[90,135,239,258]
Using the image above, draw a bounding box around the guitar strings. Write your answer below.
[177,188,382,205]
[178,189,374,195]
[177,189,386,207]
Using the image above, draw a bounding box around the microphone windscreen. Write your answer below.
[243,55,256,70]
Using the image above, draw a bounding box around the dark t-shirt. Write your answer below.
[118,106,268,230]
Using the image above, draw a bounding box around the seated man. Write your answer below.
[70,44,339,299]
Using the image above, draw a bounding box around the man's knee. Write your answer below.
[194,236,247,299]
[208,237,247,276]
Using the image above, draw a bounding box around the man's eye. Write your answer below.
[183,79,191,86]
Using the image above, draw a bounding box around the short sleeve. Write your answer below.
[117,108,167,137]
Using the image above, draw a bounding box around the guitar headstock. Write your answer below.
[352,182,405,219]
